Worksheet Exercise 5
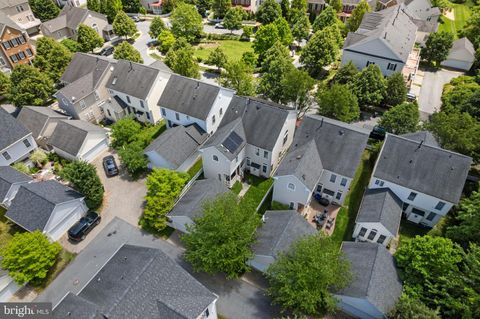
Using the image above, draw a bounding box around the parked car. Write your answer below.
[131,15,140,22]
[406,91,417,102]
[369,126,386,141]
[68,212,101,241]
[103,155,119,177]
[146,39,158,47]
[99,46,114,56]
[215,23,225,29]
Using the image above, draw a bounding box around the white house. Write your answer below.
[158,74,235,135]
[5,180,88,241]
[342,5,417,76]
[200,96,296,188]
[52,244,219,319]
[370,132,472,227]
[352,188,403,246]
[273,116,369,210]
[0,166,32,207]
[336,242,402,319]
[48,120,109,163]
[106,60,168,124]
[249,210,316,272]
[0,107,37,166]
[441,37,476,71]
[167,179,230,233]
[144,124,208,172]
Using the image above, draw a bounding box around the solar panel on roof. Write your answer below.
[230,131,243,145]
[222,131,243,154]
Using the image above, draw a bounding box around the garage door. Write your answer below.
[81,138,109,163]
[48,205,86,241]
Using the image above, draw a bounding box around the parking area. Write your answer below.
[59,149,146,253]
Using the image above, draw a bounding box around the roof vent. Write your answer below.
[296,155,302,160]
[71,96,76,102]
[195,82,200,89]
[339,130,345,135]
[451,166,454,170]
[409,159,413,163]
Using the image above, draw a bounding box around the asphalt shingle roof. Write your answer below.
[60,53,113,84]
[168,179,230,220]
[157,74,222,121]
[374,134,472,203]
[0,107,31,152]
[401,131,439,148]
[49,120,106,157]
[16,106,68,139]
[356,188,403,235]
[106,60,160,100]
[145,124,207,169]
[68,244,217,319]
[53,293,101,319]
[446,37,475,61]
[5,180,83,232]
[338,242,402,314]
[0,166,32,202]
[253,210,316,258]
[42,5,107,33]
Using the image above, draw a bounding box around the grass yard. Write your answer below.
[331,151,374,245]
[231,181,243,195]
[193,40,254,62]
[398,219,430,246]
[438,0,475,36]
[240,174,274,212]
[187,158,203,179]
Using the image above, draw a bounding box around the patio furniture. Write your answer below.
[325,217,335,230]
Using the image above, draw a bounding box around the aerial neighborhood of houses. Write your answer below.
[0,0,479,318]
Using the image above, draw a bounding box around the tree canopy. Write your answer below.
[300,26,342,75]
[280,68,315,116]
[312,6,339,32]
[182,193,260,279]
[253,23,281,62]
[220,60,256,96]
[111,116,142,147]
[149,17,167,38]
[379,102,419,134]
[388,295,441,319]
[33,36,72,84]
[332,61,359,85]
[317,83,360,123]
[61,38,81,53]
[212,0,231,18]
[206,47,228,71]
[165,38,200,79]
[446,190,480,247]
[157,29,176,53]
[9,64,54,107]
[421,31,454,66]
[29,0,59,22]
[61,160,104,209]
[274,17,294,46]
[113,41,143,63]
[223,7,244,32]
[113,10,138,38]
[385,72,407,107]
[101,0,123,23]
[352,64,387,108]
[77,24,104,53]
[122,0,142,13]
[441,76,480,119]
[346,0,371,32]
[256,0,282,24]
[170,3,203,43]
[118,141,148,177]
[290,11,311,42]
[266,234,351,315]
[459,7,480,49]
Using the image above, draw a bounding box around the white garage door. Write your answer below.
[47,205,85,241]
[81,138,109,163]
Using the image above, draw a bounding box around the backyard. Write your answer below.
[193,40,254,62]
[438,0,475,36]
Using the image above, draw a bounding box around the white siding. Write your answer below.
[272,175,312,210]
[146,72,171,123]
[0,275,21,302]
[204,88,234,134]
[244,144,272,177]
[342,45,406,77]
[44,199,88,241]
[162,108,207,132]
[353,222,394,246]
[1,181,31,207]
[201,146,245,187]
[270,111,296,171]
[145,151,176,170]
[78,134,109,163]
[316,169,352,205]
[0,134,37,166]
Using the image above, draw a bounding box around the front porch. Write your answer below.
[299,200,341,236]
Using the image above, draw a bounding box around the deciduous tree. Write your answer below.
[223,7,244,33]
[77,24,104,53]
[441,76,480,119]
[165,38,200,78]
[312,6,338,32]
[446,191,480,247]
[149,16,166,38]
[241,51,257,68]
[113,10,138,38]
[29,149,48,167]
[212,0,231,18]
[274,17,293,45]
[113,41,143,63]
[300,26,341,75]
[122,0,142,13]
[87,0,101,12]
[157,29,176,53]
[329,0,342,12]
[346,0,371,32]
[117,141,148,177]
[379,102,419,134]
[221,60,256,96]
[290,11,311,42]
[9,65,53,107]
[280,68,315,116]
[0,71,10,97]
[111,116,142,148]
[101,0,123,23]
[29,0,59,22]
[460,8,480,48]
[421,31,454,66]
[170,3,203,43]
[33,37,72,84]
[389,295,441,319]
[332,61,358,85]
[385,72,407,107]
[256,0,282,24]
[60,39,81,53]
[352,64,387,107]
[317,83,359,122]
[206,47,228,71]
[197,0,212,17]
[61,161,104,209]
[253,23,281,62]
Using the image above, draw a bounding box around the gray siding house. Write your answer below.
[0,166,32,207]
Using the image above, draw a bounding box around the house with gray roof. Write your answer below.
[249,210,316,272]
[158,74,235,135]
[0,0,41,35]
[0,107,37,166]
[40,5,111,41]
[335,242,402,319]
[403,0,441,44]
[5,180,88,240]
[369,133,472,227]
[49,120,109,163]
[106,60,169,124]
[341,5,417,76]
[167,179,230,233]
[273,115,369,210]
[16,106,69,148]
[353,188,403,246]
[52,244,218,319]
[441,37,475,71]
[0,165,32,207]
[145,124,208,172]
[200,96,296,188]
[56,53,116,123]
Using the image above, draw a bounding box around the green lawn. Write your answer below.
[438,0,475,36]
[187,158,203,179]
[193,40,254,62]
[231,181,243,195]
[331,151,374,245]
[0,207,15,251]
[240,174,274,212]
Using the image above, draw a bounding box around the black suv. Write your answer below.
[103,155,119,177]
[68,212,101,241]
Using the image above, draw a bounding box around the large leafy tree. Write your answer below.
[157,29,176,53]
[329,0,342,12]
[290,11,311,42]
[300,26,341,75]
[87,0,101,12]
[140,168,189,231]
[101,0,123,23]
[77,24,104,53]
[113,11,138,38]
[346,0,371,32]
[61,38,81,53]
[111,116,142,148]
[379,102,419,134]
[170,3,203,43]
[9,65,54,107]
[0,72,10,97]
[149,16,166,38]
[441,76,480,119]
[317,83,360,123]
[461,243,480,318]
[1,231,61,285]
[29,0,59,22]
[446,191,480,247]
[223,7,244,33]
[182,193,260,279]
[333,61,359,85]
[122,0,142,13]
[389,295,441,319]
[253,23,281,62]
[197,0,212,17]
[385,72,407,107]
[459,7,480,49]
[266,234,351,315]
[256,0,282,24]
[33,36,72,84]
[165,38,200,78]
[220,60,256,96]
[118,141,148,177]
[421,31,454,66]
[61,161,104,209]
[312,6,339,32]
[427,111,480,162]
[352,64,387,108]
[206,47,228,71]
[212,0,231,18]
[113,41,143,63]
[274,17,293,46]
[280,68,315,116]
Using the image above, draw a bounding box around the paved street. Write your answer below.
[38,218,280,319]
[418,67,463,118]
[59,149,146,253]
[132,20,155,65]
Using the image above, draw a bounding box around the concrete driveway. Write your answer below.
[418,67,463,118]
[59,149,146,253]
